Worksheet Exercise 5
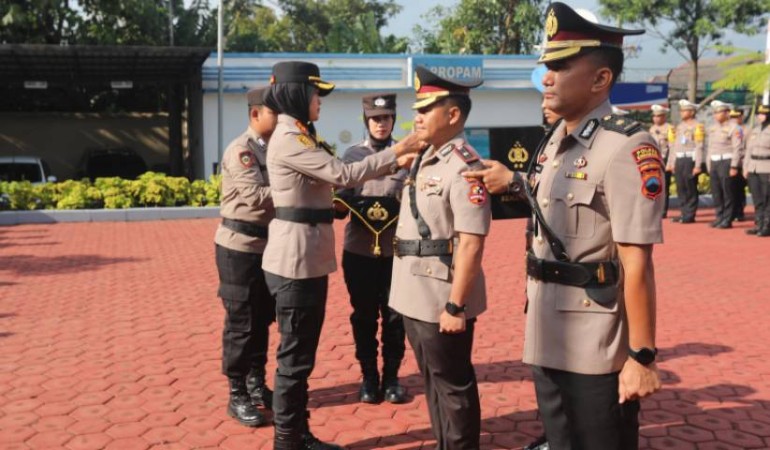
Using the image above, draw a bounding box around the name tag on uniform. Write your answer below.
[565,171,588,180]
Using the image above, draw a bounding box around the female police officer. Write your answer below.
[261,61,421,450]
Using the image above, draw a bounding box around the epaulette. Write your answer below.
[599,114,643,136]
[452,144,484,169]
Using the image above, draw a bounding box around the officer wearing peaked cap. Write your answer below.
[215,86,277,428]
[260,61,422,450]
[518,3,663,449]
[649,104,675,217]
[389,65,490,449]
[670,99,705,223]
[706,100,744,228]
[744,103,770,236]
[334,92,409,405]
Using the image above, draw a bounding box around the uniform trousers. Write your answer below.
[748,172,770,224]
[674,157,699,220]
[403,316,480,450]
[531,366,640,450]
[663,171,672,217]
[215,245,276,378]
[709,160,734,223]
[264,272,328,431]
[342,251,405,361]
[732,173,747,219]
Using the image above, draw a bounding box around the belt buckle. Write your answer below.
[596,263,606,284]
[447,239,454,254]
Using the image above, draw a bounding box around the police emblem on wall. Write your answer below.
[489,126,545,219]
[507,141,529,170]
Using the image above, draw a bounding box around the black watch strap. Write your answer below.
[628,347,657,366]
[445,301,466,316]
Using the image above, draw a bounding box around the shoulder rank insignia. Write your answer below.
[239,150,255,168]
[579,119,599,139]
[453,145,480,165]
[297,134,314,148]
[600,114,642,136]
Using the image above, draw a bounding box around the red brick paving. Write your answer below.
[1,207,770,449]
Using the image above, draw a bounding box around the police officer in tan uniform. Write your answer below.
[745,103,770,236]
[670,99,705,223]
[649,104,675,218]
[335,93,408,404]
[214,86,277,427]
[389,66,489,450]
[706,100,744,229]
[261,61,421,450]
[729,108,748,221]
[508,4,663,448]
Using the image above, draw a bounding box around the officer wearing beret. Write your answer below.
[389,65,490,449]
[705,100,744,228]
[649,104,675,218]
[745,103,770,236]
[335,93,408,405]
[261,61,421,450]
[671,99,705,224]
[509,4,662,448]
[214,86,277,427]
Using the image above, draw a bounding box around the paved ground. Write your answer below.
[1,207,770,450]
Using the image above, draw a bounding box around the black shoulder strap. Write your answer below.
[600,114,642,136]
[524,119,570,262]
[408,149,432,240]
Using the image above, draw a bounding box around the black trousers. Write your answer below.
[674,156,699,220]
[663,171,672,217]
[215,245,276,378]
[709,160,734,223]
[342,251,405,362]
[732,173,747,219]
[531,366,640,450]
[748,172,770,224]
[264,272,328,431]
[403,317,480,450]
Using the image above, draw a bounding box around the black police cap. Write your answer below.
[270,61,335,96]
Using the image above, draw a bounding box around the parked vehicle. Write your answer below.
[76,147,148,180]
[0,156,57,184]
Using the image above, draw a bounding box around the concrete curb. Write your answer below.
[0,206,219,226]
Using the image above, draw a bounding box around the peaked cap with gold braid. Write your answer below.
[412,65,482,110]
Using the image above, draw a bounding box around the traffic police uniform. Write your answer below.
[706,101,743,228]
[261,61,403,450]
[670,99,705,223]
[649,104,675,217]
[389,66,490,450]
[214,86,275,427]
[744,103,770,236]
[523,4,664,449]
[335,93,408,404]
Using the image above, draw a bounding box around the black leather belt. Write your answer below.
[751,155,770,160]
[526,252,618,287]
[222,218,268,239]
[394,238,453,257]
[275,207,334,225]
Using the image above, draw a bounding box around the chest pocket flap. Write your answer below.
[549,181,597,239]
[410,258,450,281]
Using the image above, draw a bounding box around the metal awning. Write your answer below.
[0,44,212,86]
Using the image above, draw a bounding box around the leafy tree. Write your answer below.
[413,0,547,54]
[599,0,770,102]
[1,0,81,44]
[712,47,770,99]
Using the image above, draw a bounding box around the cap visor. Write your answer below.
[412,93,449,110]
[364,108,396,118]
[314,80,335,96]
[538,46,582,63]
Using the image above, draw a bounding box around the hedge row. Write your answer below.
[0,172,222,211]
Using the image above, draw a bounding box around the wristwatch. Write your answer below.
[445,301,467,317]
[628,347,657,366]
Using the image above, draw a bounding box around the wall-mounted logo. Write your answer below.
[507,141,529,170]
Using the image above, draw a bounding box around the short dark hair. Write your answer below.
[442,95,472,120]
[585,48,624,87]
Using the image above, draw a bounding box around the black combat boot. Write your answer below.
[246,367,273,410]
[358,359,380,404]
[227,377,267,427]
[746,218,760,235]
[274,427,302,450]
[757,219,770,237]
[524,434,549,450]
[301,412,344,450]
[381,358,407,404]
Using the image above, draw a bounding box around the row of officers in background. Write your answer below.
[649,99,770,236]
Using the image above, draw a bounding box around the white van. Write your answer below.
[0,156,57,184]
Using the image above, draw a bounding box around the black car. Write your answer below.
[77,147,148,180]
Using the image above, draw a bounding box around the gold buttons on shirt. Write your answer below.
[567,193,574,201]
[552,161,560,168]
[582,299,592,307]
[426,267,432,275]
[542,199,550,207]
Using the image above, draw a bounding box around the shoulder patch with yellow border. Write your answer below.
[631,145,664,200]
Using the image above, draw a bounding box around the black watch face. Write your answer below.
[635,348,656,365]
[445,302,464,315]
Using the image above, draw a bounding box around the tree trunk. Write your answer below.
[688,58,699,102]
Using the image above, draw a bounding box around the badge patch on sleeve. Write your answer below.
[468,180,487,205]
[239,150,255,168]
[297,134,314,148]
[632,145,664,200]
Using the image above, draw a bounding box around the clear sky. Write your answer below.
[382,0,770,82]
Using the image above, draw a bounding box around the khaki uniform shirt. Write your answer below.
[745,124,770,174]
[262,115,397,279]
[522,101,664,375]
[706,122,743,171]
[649,123,674,167]
[671,120,705,167]
[214,127,274,254]
[338,140,409,258]
[389,133,492,323]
